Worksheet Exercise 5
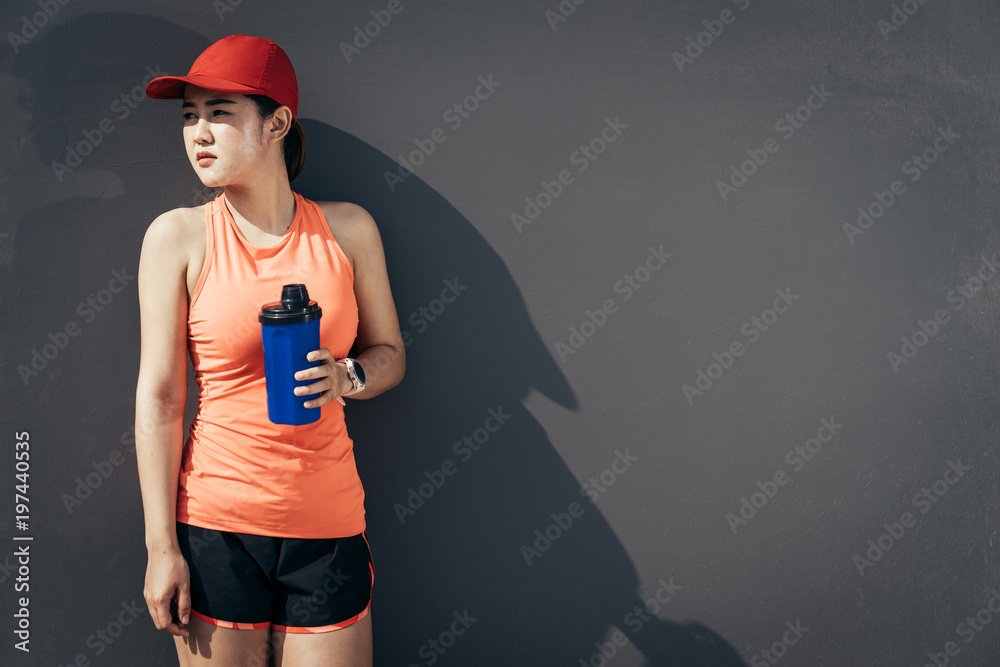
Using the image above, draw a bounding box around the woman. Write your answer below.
[134,34,404,666]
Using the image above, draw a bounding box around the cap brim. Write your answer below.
[145,74,263,100]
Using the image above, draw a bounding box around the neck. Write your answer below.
[221,165,295,236]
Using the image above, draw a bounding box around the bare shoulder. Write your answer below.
[143,206,205,251]
[140,205,208,296]
[315,201,383,265]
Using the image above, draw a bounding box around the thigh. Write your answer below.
[272,611,372,667]
[174,616,274,667]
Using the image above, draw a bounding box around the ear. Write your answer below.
[266,105,294,145]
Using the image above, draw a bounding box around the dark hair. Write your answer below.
[245,94,306,182]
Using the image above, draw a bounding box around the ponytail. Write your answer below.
[245,94,306,182]
[285,119,306,182]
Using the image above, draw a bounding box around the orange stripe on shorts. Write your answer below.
[272,602,371,634]
[191,609,270,630]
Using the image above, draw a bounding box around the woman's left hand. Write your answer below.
[294,348,353,408]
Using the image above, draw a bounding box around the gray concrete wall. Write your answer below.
[2,1,1000,665]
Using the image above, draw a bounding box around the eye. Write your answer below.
[183,109,230,121]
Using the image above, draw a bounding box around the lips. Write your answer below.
[195,150,216,166]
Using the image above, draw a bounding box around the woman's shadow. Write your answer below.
[295,120,749,666]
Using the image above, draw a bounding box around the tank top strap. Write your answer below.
[294,194,325,235]
[296,196,356,283]
[189,195,222,308]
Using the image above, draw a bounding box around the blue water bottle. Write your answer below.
[259,284,323,425]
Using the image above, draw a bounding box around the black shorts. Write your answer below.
[176,522,373,633]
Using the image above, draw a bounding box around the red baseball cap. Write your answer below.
[145,34,298,118]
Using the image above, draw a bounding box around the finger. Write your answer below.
[147,598,167,630]
[150,597,175,632]
[177,584,192,626]
[163,593,190,637]
[299,363,353,405]
[295,377,333,398]
[295,353,336,382]
[294,363,331,382]
[165,620,190,637]
[304,396,330,409]
[306,348,333,363]
[303,387,335,408]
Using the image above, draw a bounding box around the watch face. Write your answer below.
[353,360,366,384]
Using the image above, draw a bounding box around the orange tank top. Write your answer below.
[178,190,364,538]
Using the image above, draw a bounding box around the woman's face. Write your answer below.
[181,84,267,188]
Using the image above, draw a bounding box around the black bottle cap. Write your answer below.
[259,283,322,324]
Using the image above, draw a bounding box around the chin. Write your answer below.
[193,172,227,189]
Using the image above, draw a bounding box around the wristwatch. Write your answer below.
[340,357,366,396]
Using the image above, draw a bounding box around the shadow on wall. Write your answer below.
[296,121,748,666]
[2,11,748,666]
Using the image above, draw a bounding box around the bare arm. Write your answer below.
[345,204,406,399]
[296,203,405,404]
[134,210,193,636]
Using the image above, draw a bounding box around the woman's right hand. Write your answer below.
[143,546,192,636]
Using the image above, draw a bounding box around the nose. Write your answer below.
[191,116,213,144]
